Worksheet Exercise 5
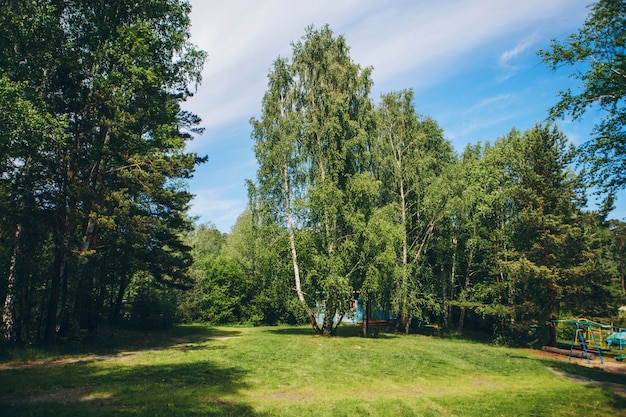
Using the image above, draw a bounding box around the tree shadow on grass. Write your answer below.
[97,325,243,352]
[0,357,264,416]
[435,329,497,344]
[0,325,243,365]
[537,356,626,385]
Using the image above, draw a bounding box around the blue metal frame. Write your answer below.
[568,321,603,364]
[552,319,606,364]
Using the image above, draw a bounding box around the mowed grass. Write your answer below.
[1,325,625,416]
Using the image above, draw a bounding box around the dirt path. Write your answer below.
[0,351,136,370]
[547,367,626,398]
[530,348,626,375]
[528,348,626,399]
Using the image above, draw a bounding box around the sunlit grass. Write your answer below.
[1,324,625,416]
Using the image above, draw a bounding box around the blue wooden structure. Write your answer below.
[317,299,396,326]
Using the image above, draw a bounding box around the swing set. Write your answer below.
[551,319,612,364]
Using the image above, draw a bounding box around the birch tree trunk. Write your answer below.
[3,224,22,342]
[284,164,320,333]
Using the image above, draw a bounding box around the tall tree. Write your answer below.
[463,137,518,340]
[1,0,206,341]
[448,144,495,334]
[456,124,617,346]
[251,56,320,331]
[0,0,69,342]
[251,25,375,336]
[375,90,454,333]
[292,25,375,336]
[505,124,581,346]
[539,0,626,192]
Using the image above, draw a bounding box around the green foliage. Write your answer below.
[375,89,455,332]
[251,25,376,335]
[127,273,178,330]
[447,123,624,346]
[179,223,247,325]
[186,255,248,324]
[186,222,225,261]
[245,24,623,342]
[179,216,307,326]
[0,0,206,341]
[539,0,626,192]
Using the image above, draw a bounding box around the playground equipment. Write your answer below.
[607,330,626,350]
[552,319,608,364]
[552,318,626,364]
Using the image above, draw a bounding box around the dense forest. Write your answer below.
[0,0,207,341]
[2,0,625,347]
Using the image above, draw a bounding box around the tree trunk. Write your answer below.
[111,273,128,324]
[398,179,410,335]
[322,307,334,337]
[362,299,369,337]
[548,288,557,347]
[284,164,320,334]
[458,307,466,334]
[540,194,557,347]
[458,240,474,334]
[45,219,69,341]
[494,239,506,339]
[3,224,22,342]
[77,220,98,332]
[458,270,472,335]
[449,234,457,330]
[45,244,65,341]
[77,267,96,332]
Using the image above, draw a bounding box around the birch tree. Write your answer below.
[251,25,375,336]
[376,90,454,333]
[251,57,321,331]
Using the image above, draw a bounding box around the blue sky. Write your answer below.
[183,0,623,232]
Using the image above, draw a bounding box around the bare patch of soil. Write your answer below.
[0,354,114,370]
[252,389,310,402]
[530,348,626,375]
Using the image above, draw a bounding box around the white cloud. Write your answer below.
[500,38,535,67]
[469,94,516,112]
[186,0,585,135]
[189,188,247,232]
[184,0,592,231]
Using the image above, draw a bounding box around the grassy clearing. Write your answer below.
[1,325,625,416]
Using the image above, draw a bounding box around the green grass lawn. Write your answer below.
[1,325,625,416]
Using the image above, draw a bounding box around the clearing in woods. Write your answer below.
[1,325,625,416]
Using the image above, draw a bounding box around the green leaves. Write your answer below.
[539,0,626,191]
[251,25,375,335]
[375,89,455,331]
[0,0,206,340]
[247,23,623,342]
